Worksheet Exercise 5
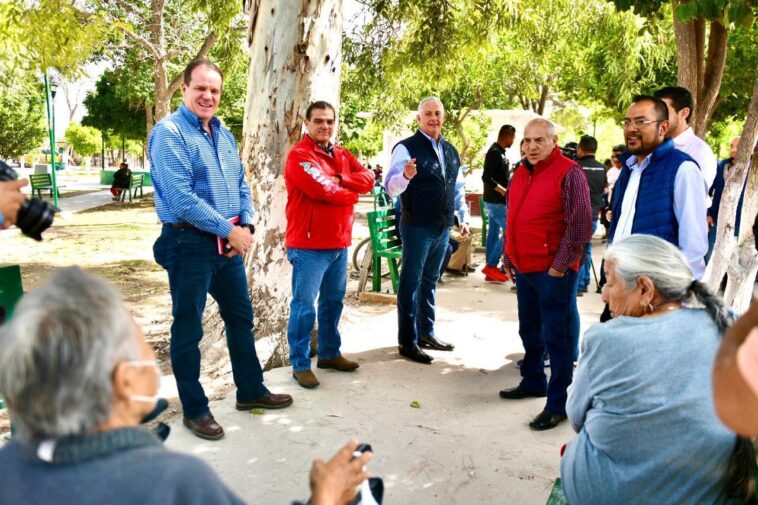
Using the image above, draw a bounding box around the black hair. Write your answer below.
[498,125,516,138]
[578,135,598,154]
[306,101,336,120]
[631,95,669,122]
[612,144,625,154]
[654,86,694,123]
[183,59,224,86]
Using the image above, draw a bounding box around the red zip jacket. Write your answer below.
[285,135,375,249]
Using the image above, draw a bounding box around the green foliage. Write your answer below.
[64,123,101,157]
[0,0,107,78]
[0,75,47,159]
[82,71,147,142]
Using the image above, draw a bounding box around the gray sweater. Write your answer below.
[561,309,738,505]
[0,427,246,505]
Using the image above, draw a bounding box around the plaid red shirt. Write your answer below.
[503,165,592,273]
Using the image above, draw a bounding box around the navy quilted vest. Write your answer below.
[396,130,460,228]
[609,139,695,246]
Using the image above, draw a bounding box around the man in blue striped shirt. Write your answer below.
[150,59,293,441]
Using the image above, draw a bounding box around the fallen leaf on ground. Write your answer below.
[250,409,265,415]
[410,400,421,409]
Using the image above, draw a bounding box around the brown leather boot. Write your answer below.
[293,369,320,389]
[183,413,224,441]
[317,356,360,371]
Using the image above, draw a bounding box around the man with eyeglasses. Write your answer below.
[609,95,708,278]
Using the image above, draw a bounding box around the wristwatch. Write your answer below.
[241,223,255,235]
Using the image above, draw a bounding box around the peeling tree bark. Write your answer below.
[703,78,758,312]
[671,1,729,136]
[205,0,343,371]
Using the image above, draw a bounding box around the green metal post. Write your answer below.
[43,74,59,208]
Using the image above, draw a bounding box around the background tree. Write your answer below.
[64,123,102,166]
[202,0,345,369]
[0,75,47,159]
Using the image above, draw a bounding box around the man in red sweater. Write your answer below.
[499,118,592,431]
[284,101,375,389]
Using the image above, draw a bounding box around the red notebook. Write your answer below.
[217,216,241,255]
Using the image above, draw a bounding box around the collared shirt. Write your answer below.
[149,104,254,238]
[615,154,708,278]
[384,130,469,224]
[501,165,593,273]
[673,127,717,196]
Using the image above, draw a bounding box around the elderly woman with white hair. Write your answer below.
[0,267,371,505]
[560,235,755,504]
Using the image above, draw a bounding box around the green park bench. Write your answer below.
[29,173,64,199]
[119,174,145,202]
[0,264,24,435]
[366,208,402,294]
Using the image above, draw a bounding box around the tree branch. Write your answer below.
[166,31,218,97]
[117,26,159,59]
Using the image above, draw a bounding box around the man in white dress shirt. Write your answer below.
[654,86,717,192]
[608,95,708,279]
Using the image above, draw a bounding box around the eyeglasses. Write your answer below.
[620,119,661,129]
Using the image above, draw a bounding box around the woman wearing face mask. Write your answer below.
[0,267,372,505]
[560,235,755,505]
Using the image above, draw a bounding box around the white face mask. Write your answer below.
[125,360,162,404]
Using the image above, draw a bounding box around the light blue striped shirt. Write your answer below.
[149,104,254,238]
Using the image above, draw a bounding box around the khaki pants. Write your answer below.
[446,227,472,272]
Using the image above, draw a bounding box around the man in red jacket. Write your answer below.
[284,101,375,389]
[499,118,592,431]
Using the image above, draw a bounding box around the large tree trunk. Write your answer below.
[671,1,729,136]
[703,77,758,311]
[206,0,343,370]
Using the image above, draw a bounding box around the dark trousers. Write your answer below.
[515,270,578,415]
[153,225,268,419]
[397,224,449,346]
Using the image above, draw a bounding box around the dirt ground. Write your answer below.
[0,195,382,434]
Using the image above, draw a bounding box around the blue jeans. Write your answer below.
[483,201,507,267]
[153,225,268,419]
[514,269,579,415]
[578,220,598,290]
[287,248,347,372]
[397,224,449,347]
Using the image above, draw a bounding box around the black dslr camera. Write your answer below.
[561,142,578,161]
[0,160,56,241]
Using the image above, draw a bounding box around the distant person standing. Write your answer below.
[481,125,515,283]
[706,136,748,263]
[373,164,383,185]
[385,97,470,365]
[110,162,132,201]
[576,135,606,295]
[654,86,717,191]
[284,101,374,389]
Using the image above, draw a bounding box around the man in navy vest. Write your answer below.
[384,97,470,364]
[609,95,708,278]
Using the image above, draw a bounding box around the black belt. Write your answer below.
[165,222,215,237]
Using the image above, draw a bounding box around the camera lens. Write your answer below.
[16,199,56,241]
[0,160,56,240]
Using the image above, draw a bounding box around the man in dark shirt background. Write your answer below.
[576,135,606,294]
[481,124,515,283]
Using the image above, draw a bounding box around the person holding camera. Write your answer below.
[0,178,28,229]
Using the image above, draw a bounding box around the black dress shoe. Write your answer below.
[418,335,454,351]
[499,385,547,399]
[399,345,433,364]
[528,409,567,431]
